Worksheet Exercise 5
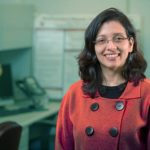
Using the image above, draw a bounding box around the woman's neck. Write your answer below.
[102,69,126,86]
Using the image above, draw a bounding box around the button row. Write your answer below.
[85,126,118,137]
[90,101,124,111]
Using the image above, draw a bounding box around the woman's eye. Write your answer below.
[97,39,106,43]
[114,37,123,42]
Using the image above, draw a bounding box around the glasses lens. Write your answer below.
[94,35,128,46]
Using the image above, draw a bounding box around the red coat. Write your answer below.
[55,79,150,150]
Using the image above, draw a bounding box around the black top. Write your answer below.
[98,82,127,99]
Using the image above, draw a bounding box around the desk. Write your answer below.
[0,101,61,150]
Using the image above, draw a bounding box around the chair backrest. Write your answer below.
[0,121,22,150]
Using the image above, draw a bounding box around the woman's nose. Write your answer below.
[106,40,117,49]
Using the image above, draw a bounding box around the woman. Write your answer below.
[55,8,150,150]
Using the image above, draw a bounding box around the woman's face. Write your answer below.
[94,20,134,72]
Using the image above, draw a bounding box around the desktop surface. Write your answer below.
[0,101,61,127]
[0,105,47,117]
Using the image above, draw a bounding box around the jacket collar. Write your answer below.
[119,81,141,99]
[83,81,141,100]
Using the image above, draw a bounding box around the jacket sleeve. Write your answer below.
[55,91,74,150]
[147,109,150,150]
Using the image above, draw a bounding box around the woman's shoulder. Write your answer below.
[141,78,150,87]
[70,80,83,87]
[68,80,83,92]
[62,80,84,101]
[140,78,150,96]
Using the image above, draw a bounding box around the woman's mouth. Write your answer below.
[104,53,120,60]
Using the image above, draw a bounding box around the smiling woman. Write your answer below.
[55,8,150,150]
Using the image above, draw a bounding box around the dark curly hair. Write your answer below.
[78,8,147,98]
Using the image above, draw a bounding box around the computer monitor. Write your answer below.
[0,64,14,107]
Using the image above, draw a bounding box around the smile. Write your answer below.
[104,53,119,59]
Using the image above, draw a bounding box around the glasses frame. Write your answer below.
[93,36,129,46]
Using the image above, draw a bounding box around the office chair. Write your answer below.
[29,112,58,150]
[0,121,22,150]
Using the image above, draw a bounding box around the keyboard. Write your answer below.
[0,106,46,117]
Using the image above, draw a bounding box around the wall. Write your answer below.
[129,0,150,76]
[19,0,128,15]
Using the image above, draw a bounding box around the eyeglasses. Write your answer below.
[93,35,129,46]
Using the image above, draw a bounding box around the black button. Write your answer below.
[115,101,124,111]
[109,127,118,137]
[90,103,99,111]
[85,126,94,136]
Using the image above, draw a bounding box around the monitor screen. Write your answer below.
[0,64,13,98]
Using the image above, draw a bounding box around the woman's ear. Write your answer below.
[129,37,134,52]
